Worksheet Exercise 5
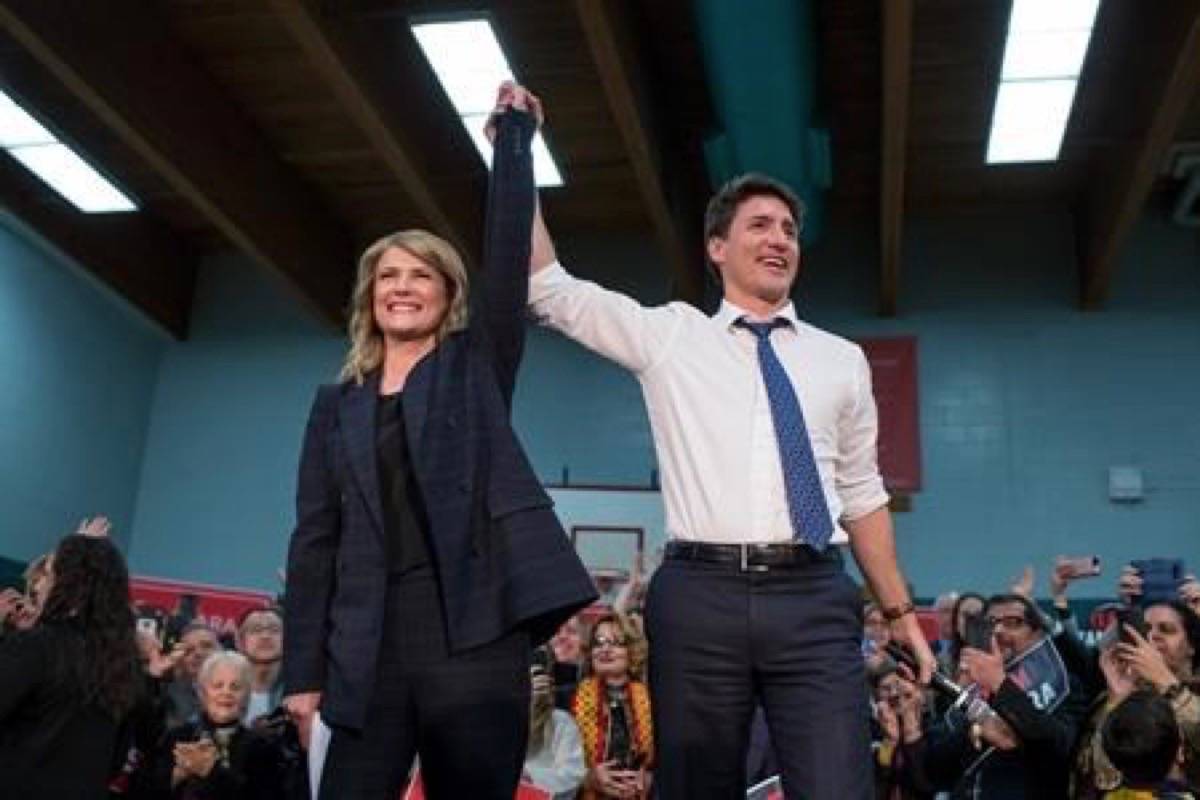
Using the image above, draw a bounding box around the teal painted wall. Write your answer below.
[0,216,165,559]
[127,253,343,588]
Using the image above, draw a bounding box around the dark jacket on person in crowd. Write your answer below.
[142,717,289,800]
[0,622,124,800]
[907,670,1091,799]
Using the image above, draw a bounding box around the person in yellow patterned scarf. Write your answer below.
[570,613,654,799]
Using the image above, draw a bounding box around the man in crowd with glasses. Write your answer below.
[237,607,285,725]
[918,593,1090,799]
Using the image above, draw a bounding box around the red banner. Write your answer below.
[130,575,273,639]
[859,337,921,492]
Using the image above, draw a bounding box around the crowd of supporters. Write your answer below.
[1,520,1197,799]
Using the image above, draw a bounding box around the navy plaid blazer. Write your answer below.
[281,112,596,731]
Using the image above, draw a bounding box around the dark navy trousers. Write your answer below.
[318,567,529,799]
[644,550,871,800]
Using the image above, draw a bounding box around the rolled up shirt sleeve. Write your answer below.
[836,347,890,521]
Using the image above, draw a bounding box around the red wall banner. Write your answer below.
[859,337,921,492]
[130,575,274,639]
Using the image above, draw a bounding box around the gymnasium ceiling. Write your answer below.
[0,0,1197,338]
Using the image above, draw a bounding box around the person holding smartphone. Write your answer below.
[1073,598,1200,796]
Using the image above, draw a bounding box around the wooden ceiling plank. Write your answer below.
[268,0,472,257]
[573,0,702,303]
[880,0,914,317]
[0,0,353,327]
[1080,6,1200,309]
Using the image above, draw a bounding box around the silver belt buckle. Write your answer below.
[740,543,769,573]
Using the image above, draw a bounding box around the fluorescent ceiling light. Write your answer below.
[1001,30,1093,80]
[986,80,1077,163]
[411,18,564,188]
[986,0,1100,164]
[9,144,137,213]
[1008,0,1100,33]
[0,92,55,148]
[0,88,137,212]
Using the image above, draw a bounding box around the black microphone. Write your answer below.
[884,642,994,723]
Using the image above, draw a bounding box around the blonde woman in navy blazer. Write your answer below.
[281,100,596,799]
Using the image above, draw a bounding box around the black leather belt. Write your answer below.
[664,540,841,572]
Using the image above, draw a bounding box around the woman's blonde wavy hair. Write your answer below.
[340,229,470,384]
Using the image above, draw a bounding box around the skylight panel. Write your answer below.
[411,18,564,188]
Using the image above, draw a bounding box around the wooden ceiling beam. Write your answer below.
[0,152,195,339]
[574,0,703,303]
[1079,5,1200,309]
[880,0,914,317]
[0,0,354,328]
[269,0,473,258]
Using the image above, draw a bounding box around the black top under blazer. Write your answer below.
[281,111,597,732]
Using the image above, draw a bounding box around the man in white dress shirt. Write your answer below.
[502,84,934,800]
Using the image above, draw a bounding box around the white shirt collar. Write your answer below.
[712,298,801,332]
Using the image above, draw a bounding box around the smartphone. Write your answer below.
[1116,606,1148,645]
[135,616,161,642]
[530,646,552,676]
[962,614,994,651]
[1059,555,1102,578]
[1131,558,1186,605]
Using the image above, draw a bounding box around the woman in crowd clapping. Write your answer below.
[146,650,288,799]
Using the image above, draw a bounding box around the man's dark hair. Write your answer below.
[984,593,1045,633]
[703,173,805,280]
[1102,690,1180,787]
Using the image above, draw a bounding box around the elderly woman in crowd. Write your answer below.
[0,533,142,799]
[1073,599,1200,797]
[570,613,654,799]
[146,650,288,800]
[522,647,586,799]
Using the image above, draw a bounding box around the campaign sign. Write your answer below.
[1004,636,1070,714]
[130,575,274,639]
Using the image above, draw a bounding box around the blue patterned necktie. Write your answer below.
[738,318,834,550]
